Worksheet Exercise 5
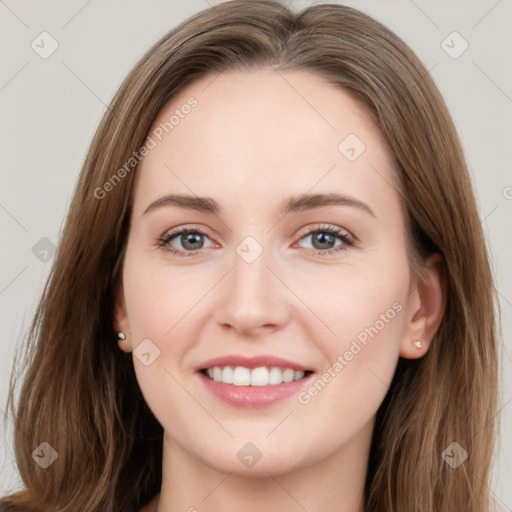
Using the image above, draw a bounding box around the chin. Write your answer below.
[196,435,311,477]
[206,453,302,478]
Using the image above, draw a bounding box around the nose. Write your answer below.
[213,243,291,337]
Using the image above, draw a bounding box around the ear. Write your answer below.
[113,283,133,353]
[400,253,445,359]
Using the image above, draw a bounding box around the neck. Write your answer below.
[155,419,374,512]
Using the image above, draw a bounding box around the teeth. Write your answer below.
[294,370,305,380]
[269,367,283,385]
[232,366,251,386]
[222,366,233,384]
[250,367,268,386]
[204,366,308,386]
[282,368,295,383]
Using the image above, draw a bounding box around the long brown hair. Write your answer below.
[1,1,500,511]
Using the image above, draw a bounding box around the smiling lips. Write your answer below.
[197,354,315,407]
[204,366,308,386]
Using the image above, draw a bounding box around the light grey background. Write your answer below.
[1,0,511,508]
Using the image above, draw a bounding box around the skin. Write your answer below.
[115,68,444,512]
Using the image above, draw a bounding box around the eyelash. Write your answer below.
[156,224,354,258]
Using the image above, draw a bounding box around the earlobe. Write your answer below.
[113,284,132,353]
[400,253,446,359]
[116,331,132,353]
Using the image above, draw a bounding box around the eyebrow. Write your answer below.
[143,192,375,217]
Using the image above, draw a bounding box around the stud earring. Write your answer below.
[413,340,422,349]
[117,332,126,341]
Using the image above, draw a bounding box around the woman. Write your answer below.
[0,1,499,511]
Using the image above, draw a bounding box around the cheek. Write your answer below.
[121,249,198,424]
[121,247,215,396]
[300,241,409,356]
[122,246,208,340]
[301,261,408,424]
[328,269,408,356]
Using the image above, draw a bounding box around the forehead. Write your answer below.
[132,68,399,218]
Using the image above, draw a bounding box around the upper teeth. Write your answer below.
[206,366,306,386]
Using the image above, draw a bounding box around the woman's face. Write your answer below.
[116,68,421,476]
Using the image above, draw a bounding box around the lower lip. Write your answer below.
[198,371,314,408]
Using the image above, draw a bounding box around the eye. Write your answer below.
[295,225,354,255]
[157,224,354,257]
[157,226,214,256]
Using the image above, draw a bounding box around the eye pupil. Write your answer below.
[313,232,335,250]
[182,232,203,250]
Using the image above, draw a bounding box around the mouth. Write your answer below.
[196,354,316,407]
[200,366,315,387]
